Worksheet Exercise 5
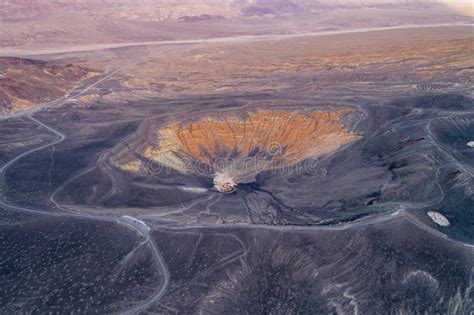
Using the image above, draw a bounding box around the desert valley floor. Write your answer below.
[0,23,473,314]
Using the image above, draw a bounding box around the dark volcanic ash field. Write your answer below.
[0,24,473,314]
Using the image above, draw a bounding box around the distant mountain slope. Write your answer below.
[0,0,470,50]
[0,0,465,21]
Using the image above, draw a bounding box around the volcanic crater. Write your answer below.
[113,107,361,192]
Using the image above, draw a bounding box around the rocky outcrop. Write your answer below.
[0,57,99,114]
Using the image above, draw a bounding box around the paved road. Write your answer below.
[0,23,471,57]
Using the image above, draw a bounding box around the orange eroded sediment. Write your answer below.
[144,109,360,172]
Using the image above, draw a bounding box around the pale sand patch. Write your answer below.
[427,211,450,226]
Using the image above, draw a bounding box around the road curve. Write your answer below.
[0,115,65,177]
[117,216,171,314]
[0,77,171,313]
